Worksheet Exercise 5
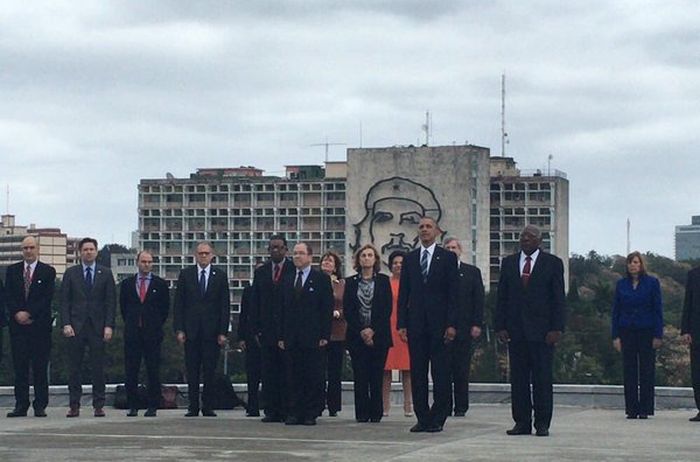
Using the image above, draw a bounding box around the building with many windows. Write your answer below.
[675,215,700,261]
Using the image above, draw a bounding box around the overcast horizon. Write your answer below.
[1,1,698,259]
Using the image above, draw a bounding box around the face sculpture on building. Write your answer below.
[351,176,446,268]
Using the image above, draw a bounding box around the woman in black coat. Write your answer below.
[344,244,393,423]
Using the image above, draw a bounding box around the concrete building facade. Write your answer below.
[675,215,700,261]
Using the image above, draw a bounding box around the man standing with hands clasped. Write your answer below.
[682,264,700,422]
[398,216,459,433]
[174,242,230,417]
[495,225,565,437]
[5,236,56,418]
[61,237,116,418]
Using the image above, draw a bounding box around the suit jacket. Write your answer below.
[397,245,460,337]
[343,273,393,350]
[173,265,230,341]
[250,258,295,346]
[0,279,6,328]
[681,266,700,340]
[60,263,116,337]
[279,267,333,349]
[5,260,56,334]
[494,250,566,342]
[456,262,485,339]
[119,273,169,339]
[236,285,254,343]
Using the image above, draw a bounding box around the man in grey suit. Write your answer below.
[61,237,116,418]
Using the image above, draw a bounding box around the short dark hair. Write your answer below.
[353,244,381,273]
[269,234,287,247]
[388,250,406,268]
[79,237,98,250]
[295,241,313,256]
[320,250,343,278]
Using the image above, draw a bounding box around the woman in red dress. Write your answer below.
[382,251,412,416]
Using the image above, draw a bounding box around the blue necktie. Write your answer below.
[85,266,93,291]
[199,269,206,297]
[420,249,429,282]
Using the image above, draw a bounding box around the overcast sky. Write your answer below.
[1,0,698,258]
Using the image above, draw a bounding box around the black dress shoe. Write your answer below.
[262,415,282,423]
[7,409,27,418]
[535,428,549,437]
[184,410,199,417]
[302,418,317,426]
[126,409,138,417]
[626,414,638,419]
[356,417,369,423]
[144,408,157,417]
[285,416,300,425]
[34,409,47,418]
[506,424,532,435]
[409,423,428,433]
[246,411,260,417]
[202,410,217,417]
[328,411,338,417]
[453,411,466,417]
[638,414,648,420]
[370,417,382,423]
[426,425,444,433]
[689,412,700,422]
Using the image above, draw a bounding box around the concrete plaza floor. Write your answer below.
[0,404,698,461]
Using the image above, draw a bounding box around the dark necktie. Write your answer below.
[420,249,429,283]
[84,266,93,291]
[24,265,32,298]
[522,256,532,287]
[273,263,281,283]
[199,269,207,297]
[295,270,303,292]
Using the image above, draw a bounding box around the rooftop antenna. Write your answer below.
[626,218,631,255]
[310,137,346,162]
[422,111,432,146]
[501,73,508,156]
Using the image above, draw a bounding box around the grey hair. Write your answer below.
[442,236,462,250]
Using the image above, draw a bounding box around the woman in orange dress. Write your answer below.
[382,251,412,416]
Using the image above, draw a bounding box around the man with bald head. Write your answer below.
[5,236,56,417]
[495,225,565,437]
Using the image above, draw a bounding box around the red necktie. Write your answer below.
[273,263,281,283]
[139,277,147,303]
[24,265,32,298]
[522,256,532,287]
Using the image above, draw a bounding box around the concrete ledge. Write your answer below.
[1,382,696,409]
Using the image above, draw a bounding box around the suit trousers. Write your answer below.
[448,337,473,414]
[10,325,51,411]
[67,320,106,408]
[184,335,220,412]
[261,345,287,418]
[408,332,451,428]
[286,347,323,420]
[325,340,345,413]
[124,330,162,410]
[349,342,388,421]
[244,339,262,413]
[508,340,554,430]
[691,343,700,411]
[620,328,656,416]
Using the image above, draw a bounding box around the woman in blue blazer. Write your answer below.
[612,251,663,419]
[344,244,393,423]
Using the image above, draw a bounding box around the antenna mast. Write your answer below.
[501,73,507,156]
[422,111,432,146]
[310,137,347,162]
[626,218,631,255]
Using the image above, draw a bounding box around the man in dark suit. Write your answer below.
[61,237,116,418]
[5,236,56,418]
[174,241,230,417]
[682,265,700,422]
[119,250,169,417]
[398,217,459,433]
[443,237,485,417]
[278,242,333,426]
[250,235,296,423]
[237,262,264,417]
[495,225,565,437]
[0,279,5,365]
